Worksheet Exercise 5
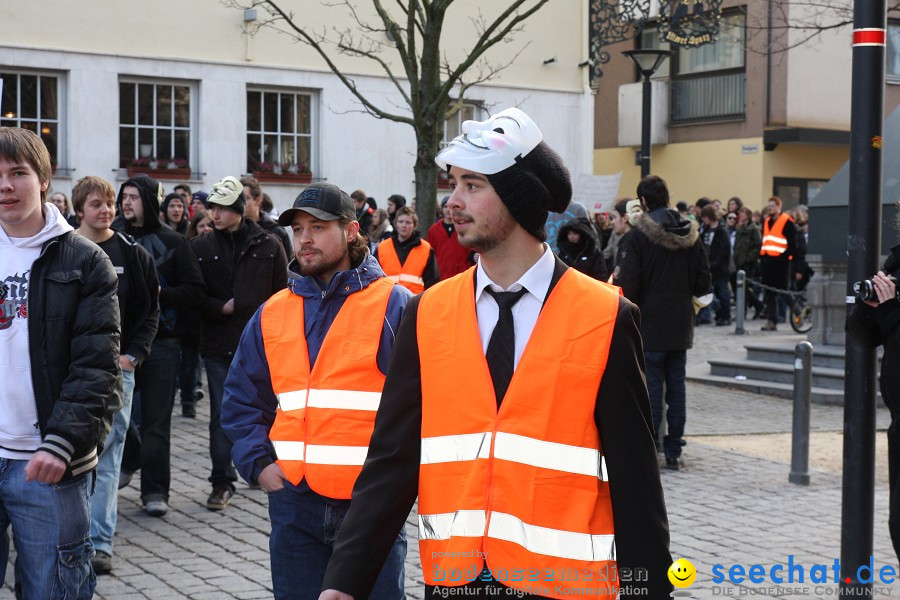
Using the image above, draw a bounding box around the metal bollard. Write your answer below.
[789,341,813,485]
[735,270,746,335]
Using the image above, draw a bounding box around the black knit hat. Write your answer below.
[486,141,572,241]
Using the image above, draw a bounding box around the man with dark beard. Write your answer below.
[220,182,411,600]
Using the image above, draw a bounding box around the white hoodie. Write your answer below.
[0,203,73,458]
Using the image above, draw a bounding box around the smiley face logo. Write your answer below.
[668,558,697,588]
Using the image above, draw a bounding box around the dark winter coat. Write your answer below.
[733,222,762,274]
[115,175,205,339]
[112,230,160,363]
[190,219,288,358]
[619,207,711,351]
[701,223,731,279]
[847,245,900,414]
[257,214,292,260]
[28,232,120,480]
[555,218,609,282]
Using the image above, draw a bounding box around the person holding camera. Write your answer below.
[847,246,900,563]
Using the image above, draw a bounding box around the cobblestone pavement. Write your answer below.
[2,322,895,599]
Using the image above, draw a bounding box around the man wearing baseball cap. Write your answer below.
[319,107,672,599]
[221,182,411,599]
[190,176,287,510]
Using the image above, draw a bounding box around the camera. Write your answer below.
[853,275,899,302]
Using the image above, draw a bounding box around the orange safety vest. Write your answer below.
[416,267,620,599]
[377,238,431,294]
[760,212,794,257]
[261,277,394,499]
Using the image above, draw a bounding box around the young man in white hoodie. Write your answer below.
[0,127,120,598]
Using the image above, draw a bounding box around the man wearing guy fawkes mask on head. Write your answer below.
[320,107,672,600]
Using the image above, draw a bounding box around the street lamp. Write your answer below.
[622,49,673,177]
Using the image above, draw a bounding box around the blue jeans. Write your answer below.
[267,488,406,600]
[0,460,94,599]
[135,337,181,503]
[204,357,238,489]
[91,368,135,555]
[644,350,687,460]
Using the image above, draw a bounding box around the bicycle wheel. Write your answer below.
[790,298,813,333]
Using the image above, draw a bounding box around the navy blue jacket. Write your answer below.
[222,253,411,486]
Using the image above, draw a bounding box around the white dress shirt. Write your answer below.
[474,244,556,369]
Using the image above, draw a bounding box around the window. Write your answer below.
[774,177,827,210]
[670,11,746,124]
[0,71,63,168]
[888,21,900,81]
[119,80,193,169]
[441,101,486,148]
[246,89,315,175]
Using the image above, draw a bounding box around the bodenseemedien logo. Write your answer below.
[668,558,697,598]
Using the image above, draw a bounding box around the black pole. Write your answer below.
[640,73,652,177]
[841,1,885,595]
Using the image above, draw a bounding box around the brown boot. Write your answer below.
[761,321,777,331]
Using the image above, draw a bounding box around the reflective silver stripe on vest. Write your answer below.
[305,444,369,466]
[398,273,425,286]
[419,510,487,540]
[277,390,307,412]
[307,389,381,411]
[488,511,616,562]
[421,433,492,464]
[272,440,305,461]
[493,432,607,480]
[760,244,787,254]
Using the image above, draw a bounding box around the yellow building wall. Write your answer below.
[594,138,848,211]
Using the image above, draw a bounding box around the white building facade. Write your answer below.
[2,0,594,213]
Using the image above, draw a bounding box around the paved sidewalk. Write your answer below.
[1,323,894,599]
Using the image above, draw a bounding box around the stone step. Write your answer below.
[686,373,847,405]
[709,358,846,390]
[744,342,882,369]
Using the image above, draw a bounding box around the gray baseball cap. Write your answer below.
[277,183,356,226]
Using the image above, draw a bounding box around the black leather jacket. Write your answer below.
[29,231,120,480]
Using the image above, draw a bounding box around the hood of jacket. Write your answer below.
[633,207,699,251]
[390,229,423,249]
[556,218,599,256]
[0,202,73,248]
[287,252,386,301]
[115,174,164,235]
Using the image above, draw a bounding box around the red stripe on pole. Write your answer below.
[853,28,886,46]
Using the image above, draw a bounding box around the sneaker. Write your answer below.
[92,551,113,575]
[715,318,732,326]
[182,403,197,418]
[195,389,205,401]
[144,500,168,517]
[206,485,234,511]
[118,469,134,490]
[761,321,778,331]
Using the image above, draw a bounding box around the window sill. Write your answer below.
[251,171,313,184]
[114,168,205,183]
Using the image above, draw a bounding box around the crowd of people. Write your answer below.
[0,107,844,600]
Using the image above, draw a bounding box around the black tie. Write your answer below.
[484,287,528,406]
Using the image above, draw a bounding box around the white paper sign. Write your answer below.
[573,172,623,215]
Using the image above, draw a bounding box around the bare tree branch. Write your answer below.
[438,0,549,100]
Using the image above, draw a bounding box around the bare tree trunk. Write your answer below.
[414,127,441,238]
